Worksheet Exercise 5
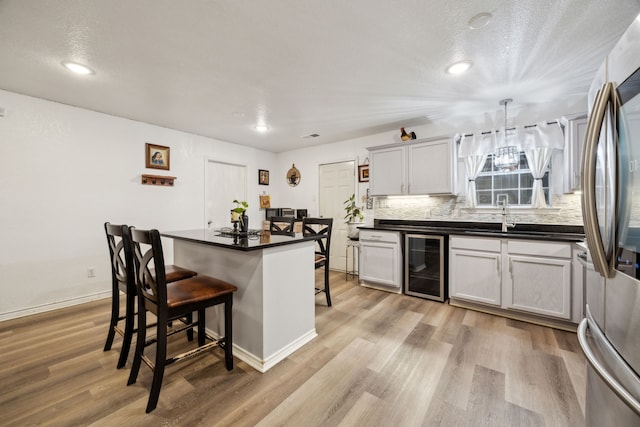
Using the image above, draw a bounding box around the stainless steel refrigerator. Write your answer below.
[578,13,640,426]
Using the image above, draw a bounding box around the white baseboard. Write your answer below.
[0,291,111,322]
[207,327,317,373]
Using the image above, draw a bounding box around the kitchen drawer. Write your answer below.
[449,236,501,252]
[507,240,571,258]
[359,230,400,244]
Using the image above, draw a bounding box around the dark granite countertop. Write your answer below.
[162,229,320,252]
[359,220,584,243]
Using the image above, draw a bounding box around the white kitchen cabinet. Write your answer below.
[563,114,588,193]
[368,136,457,196]
[369,146,404,195]
[450,236,576,323]
[449,236,502,306]
[504,240,572,320]
[359,230,402,292]
[407,138,456,194]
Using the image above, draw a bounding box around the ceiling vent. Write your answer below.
[302,133,320,139]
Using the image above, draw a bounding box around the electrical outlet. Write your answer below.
[87,267,96,278]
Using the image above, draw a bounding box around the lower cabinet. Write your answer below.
[359,230,402,292]
[450,237,502,306]
[450,235,574,322]
[504,240,572,320]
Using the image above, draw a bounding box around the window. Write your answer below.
[475,152,550,206]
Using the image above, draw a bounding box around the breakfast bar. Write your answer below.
[162,229,320,373]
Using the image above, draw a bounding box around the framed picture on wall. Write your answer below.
[145,143,170,170]
[259,169,269,185]
[358,164,369,182]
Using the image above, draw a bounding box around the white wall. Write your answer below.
[274,136,371,218]
[0,90,277,319]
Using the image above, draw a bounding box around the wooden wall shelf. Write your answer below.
[141,174,176,186]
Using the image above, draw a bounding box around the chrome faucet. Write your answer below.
[497,196,516,232]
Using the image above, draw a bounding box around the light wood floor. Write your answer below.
[0,271,586,426]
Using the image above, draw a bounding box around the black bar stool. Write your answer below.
[127,228,237,413]
[103,222,197,369]
[302,217,333,306]
[269,216,295,235]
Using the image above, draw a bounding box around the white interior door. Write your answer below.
[319,161,355,272]
[205,160,246,230]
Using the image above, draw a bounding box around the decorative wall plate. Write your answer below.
[287,164,301,187]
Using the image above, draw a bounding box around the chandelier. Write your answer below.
[494,98,519,171]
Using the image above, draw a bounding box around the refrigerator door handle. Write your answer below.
[581,82,617,278]
[577,317,640,415]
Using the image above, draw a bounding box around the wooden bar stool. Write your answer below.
[302,217,333,306]
[127,228,237,413]
[103,222,197,369]
[269,216,295,235]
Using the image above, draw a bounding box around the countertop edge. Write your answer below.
[161,230,320,251]
[358,225,585,243]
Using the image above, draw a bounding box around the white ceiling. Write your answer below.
[1,1,639,152]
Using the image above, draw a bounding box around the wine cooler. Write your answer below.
[405,234,446,302]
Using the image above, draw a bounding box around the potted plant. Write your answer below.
[344,194,364,239]
[231,199,249,232]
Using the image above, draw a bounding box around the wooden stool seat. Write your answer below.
[160,265,197,283]
[166,276,237,308]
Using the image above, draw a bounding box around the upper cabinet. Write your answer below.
[563,114,588,193]
[368,136,457,196]
[368,145,405,195]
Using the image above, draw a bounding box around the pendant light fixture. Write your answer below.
[494,98,519,171]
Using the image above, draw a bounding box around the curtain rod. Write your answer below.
[460,120,560,138]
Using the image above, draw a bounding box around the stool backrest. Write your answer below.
[302,217,333,260]
[130,228,167,306]
[269,216,295,235]
[104,222,135,294]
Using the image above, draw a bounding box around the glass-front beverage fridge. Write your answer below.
[405,234,446,302]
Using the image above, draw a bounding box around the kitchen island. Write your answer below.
[162,229,320,373]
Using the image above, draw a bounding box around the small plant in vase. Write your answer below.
[231,199,249,232]
[344,194,364,239]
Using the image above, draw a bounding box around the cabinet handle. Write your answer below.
[508,259,513,276]
[401,184,404,193]
[497,257,500,273]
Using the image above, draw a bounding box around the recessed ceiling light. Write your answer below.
[468,12,492,29]
[446,60,473,75]
[61,61,94,75]
[255,124,269,133]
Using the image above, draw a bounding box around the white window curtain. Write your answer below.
[458,132,496,208]
[458,120,564,209]
[520,121,565,208]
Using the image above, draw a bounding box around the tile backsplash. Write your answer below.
[373,192,583,226]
